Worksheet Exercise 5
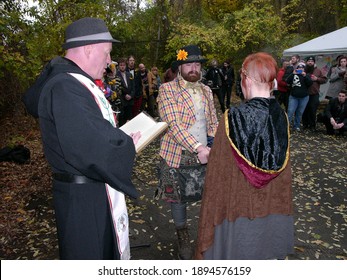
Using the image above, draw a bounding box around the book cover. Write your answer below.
[120,112,168,153]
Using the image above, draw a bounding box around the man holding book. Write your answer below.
[156,44,218,259]
[22,18,140,260]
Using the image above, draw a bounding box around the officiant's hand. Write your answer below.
[130,131,141,146]
[196,145,210,164]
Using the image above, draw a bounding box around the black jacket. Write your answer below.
[117,70,135,106]
[222,66,235,87]
[22,56,138,198]
[205,66,224,89]
[286,73,313,98]
[325,97,347,125]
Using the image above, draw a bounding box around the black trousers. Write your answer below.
[322,116,347,135]
[221,85,233,109]
[53,182,119,260]
[276,90,289,112]
[212,88,225,112]
[302,94,320,128]
[119,105,133,126]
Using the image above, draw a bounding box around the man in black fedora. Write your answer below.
[156,45,218,259]
[23,17,141,260]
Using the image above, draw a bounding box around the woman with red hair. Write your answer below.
[196,52,294,260]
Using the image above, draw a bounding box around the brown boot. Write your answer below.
[176,225,192,260]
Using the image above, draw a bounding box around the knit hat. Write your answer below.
[305,56,315,62]
[62,17,119,50]
[176,45,207,65]
[297,62,306,68]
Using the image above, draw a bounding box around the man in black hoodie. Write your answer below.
[22,18,140,260]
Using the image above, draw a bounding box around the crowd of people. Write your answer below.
[97,56,163,126]
[277,54,347,135]
[22,17,345,261]
[99,54,236,127]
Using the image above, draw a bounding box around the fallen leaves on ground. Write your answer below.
[1,98,346,260]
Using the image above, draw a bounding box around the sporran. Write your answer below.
[156,151,206,203]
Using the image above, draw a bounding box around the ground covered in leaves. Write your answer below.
[0,97,346,260]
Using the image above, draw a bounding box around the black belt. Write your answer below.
[52,173,100,184]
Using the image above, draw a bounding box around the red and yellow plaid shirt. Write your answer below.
[157,76,218,167]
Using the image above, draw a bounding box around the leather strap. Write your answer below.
[52,173,100,184]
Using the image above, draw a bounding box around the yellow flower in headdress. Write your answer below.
[109,63,116,72]
[177,49,188,61]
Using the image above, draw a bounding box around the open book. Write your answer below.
[120,112,168,153]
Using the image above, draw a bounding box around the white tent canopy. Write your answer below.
[283,26,347,57]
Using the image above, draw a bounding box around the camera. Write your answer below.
[296,69,303,74]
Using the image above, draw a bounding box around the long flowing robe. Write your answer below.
[23,57,137,259]
[195,98,294,260]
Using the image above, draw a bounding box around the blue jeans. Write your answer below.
[287,95,309,129]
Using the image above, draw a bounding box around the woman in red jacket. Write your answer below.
[276,60,290,111]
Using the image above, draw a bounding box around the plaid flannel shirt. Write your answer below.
[157,76,218,168]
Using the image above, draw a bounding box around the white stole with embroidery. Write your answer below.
[68,72,130,260]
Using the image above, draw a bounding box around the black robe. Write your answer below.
[23,57,138,259]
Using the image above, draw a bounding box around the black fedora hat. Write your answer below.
[62,17,119,50]
[176,45,207,65]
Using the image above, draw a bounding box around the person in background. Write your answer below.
[156,68,162,96]
[221,60,235,109]
[276,60,290,111]
[138,63,151,115]
[326,56,346,100]
[147,66,161,117]
[286,62,313,131]
[327,54,344,78]
[126,55,136,78]
[140,65,158,118]
[117,58,135,126]
[97,68,114,102]
[320,89,347,135]
[282,54,300,82]
[205,59,225,112]
[22,17,140,260]
[105,62,121,98]
[148,66,161,99]
[164,61,179,83]
[156,45,218,260]
[132,63,145,118]
[95,71,119,125]
[104,63,122,121]
[196,52,294,260]
[235,68,245,101]
[302,56,327,131]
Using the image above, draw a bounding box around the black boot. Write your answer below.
[176,225,192,260]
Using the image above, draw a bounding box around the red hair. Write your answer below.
[241,52,278,88]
